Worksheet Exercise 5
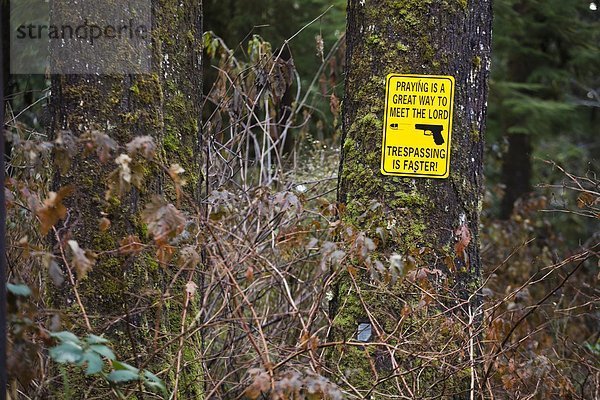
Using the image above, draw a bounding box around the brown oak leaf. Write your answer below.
[36,186,73,235]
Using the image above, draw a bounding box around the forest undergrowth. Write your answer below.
[4,31,599,399]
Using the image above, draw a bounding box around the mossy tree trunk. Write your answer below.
[329,0,492,397]
[48,0,203,397]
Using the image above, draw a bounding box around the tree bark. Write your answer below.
[48,0,203,397]
[498,25,534,219]
[500,133,532,219]
[329,0,492,397]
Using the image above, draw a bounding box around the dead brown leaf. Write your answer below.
[82,130,118,163]
[142,196,186,246]
[99,217,111,232]
[454,224,472,256]
[67,240,97,279]
[119,235,144,255]
[126,136,156,160]
[36,186,73,235]
[244,368,270,400]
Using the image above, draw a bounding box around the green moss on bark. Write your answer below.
[49,1,204,397]
[330,0,491,395]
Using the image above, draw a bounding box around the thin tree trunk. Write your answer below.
[498,33,534,219]
[500,133,532,219]
[329,0,492,397]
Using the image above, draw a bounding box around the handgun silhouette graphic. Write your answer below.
[415,124,444,145]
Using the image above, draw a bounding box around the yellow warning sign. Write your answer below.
[381,74,455,178]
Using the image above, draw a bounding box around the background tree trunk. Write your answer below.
[329,0,492,397]
[499,133,532,219]
[48,0,203,397]
[498,40,533,219]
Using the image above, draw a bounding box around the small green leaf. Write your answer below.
[144,379,167,394]
[89,344,116,360]
[107,370,139,383]
[143,370,161,383]
[111,360,139,372]
[82,351,104,375]
[143,370,167,394]
[111,360,125,370]
[49,342,84,364]
[7,283,32,297]
[85,334,109,344]
[50,331,81,344]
